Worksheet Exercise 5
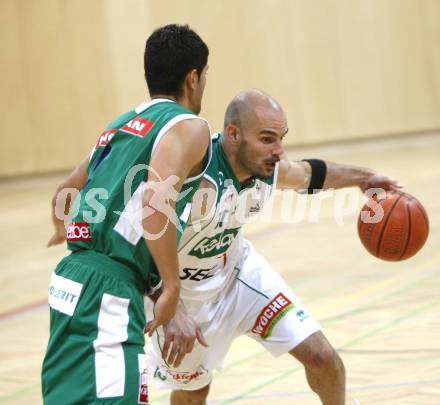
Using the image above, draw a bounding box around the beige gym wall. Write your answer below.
[1,0,439,177]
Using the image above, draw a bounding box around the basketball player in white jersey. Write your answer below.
[146,89,401,405]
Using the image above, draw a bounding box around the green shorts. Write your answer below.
[42,250,150,404]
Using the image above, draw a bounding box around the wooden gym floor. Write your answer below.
[1,133,439,404]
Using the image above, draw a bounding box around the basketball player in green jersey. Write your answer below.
[146,90,401,405]
[42,25,211,404]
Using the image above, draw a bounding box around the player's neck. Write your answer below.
[151,94,197,114]
[221,137,253,184]
[151,94,177,102]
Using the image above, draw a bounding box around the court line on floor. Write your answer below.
[1,265,437,403]
[2,295,437,404]
[215,294,440,404]
[0,384,40,402]
[0,299,47,322]
[151,267,440,402]
[203,378,440,403]
[339,348,440,354]
[0,218,295,321]
[2,266,437,404]
[319,268,439,325]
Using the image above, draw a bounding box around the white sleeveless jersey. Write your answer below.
[177,134,278,302]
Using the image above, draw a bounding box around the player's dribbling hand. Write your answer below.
[359,173,402,195]
[159,302,208,368]
[145,287,180,337]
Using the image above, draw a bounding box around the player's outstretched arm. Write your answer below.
[47,157,89,247]
[318,161,402,193]
[277,156,401,193]
[143,119,210,335]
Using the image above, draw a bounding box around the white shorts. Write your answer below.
[146,240,321,391]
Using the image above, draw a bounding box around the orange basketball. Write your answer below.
[358,190,429,261]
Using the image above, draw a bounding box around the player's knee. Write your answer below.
[291,332,344,373]
[191,384,210,401]
[310,346,341,370]
[171,384,210,404]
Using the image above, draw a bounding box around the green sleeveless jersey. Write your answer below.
[67,99,211,290]
[177,133,278,301]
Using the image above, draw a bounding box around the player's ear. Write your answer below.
[225,124,240,143]
[186,69,198,90]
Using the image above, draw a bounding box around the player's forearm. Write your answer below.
[50,187,70,232]
[322,161,374,190]
[51,208,66,234]
[51,159,88,229]
[143,211,181,294]
[147,285,186,316]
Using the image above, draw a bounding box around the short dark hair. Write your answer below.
[144,24,209,97]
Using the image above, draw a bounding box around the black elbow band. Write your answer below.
[302,159,327,194]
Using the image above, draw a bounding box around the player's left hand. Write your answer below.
[47,224,67,247]
[359,173,402,195]
[150,301,208,368]
[47,231,66,247]
[47,219,67,247]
